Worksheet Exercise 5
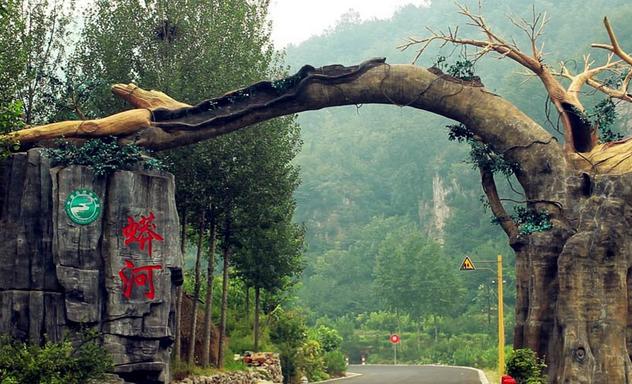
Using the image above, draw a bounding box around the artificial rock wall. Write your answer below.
[0,149,183,383]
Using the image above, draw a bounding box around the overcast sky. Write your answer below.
[268,0,429,47]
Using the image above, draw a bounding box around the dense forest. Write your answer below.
[285,0,632,366]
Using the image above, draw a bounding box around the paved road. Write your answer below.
[342,364,485,384]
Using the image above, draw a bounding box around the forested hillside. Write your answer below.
[285,0,632,365]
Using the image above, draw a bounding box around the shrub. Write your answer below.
[506,348,547,384]
[300,340,328,382]
[323,350,346,377]
[0,101,23,161]
[270,310,307,384]
[42,136,165,176]
[310,325,342,353]
[0,332,112,384]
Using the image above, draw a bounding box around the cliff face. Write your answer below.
[418,173,457,243]
[0,149,183,383]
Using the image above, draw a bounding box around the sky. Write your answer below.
[71,1,429,48]
[268,0,429,48]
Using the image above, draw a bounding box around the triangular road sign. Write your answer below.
[460,256,476,271]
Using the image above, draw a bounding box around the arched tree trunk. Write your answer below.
[6,59,632,383]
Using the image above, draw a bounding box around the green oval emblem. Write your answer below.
[64,189,102,225]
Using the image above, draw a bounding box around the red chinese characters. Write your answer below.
[118,259,162,300]
[120,212,165,300]
[122,212,164,257]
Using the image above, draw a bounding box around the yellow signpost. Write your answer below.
[459,256,476,270]
[460,254,505,378]
[497,255,505,378]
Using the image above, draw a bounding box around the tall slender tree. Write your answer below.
[187,212,206,365]
[201,209,217,367]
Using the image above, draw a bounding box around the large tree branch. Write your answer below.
[592,17,632,67]
[480,167,519,242]
[4,58,567,202]
[399,4,602,154]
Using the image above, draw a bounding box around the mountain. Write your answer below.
[284,0,632,321]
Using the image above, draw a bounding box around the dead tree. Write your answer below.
[3,8,632,383]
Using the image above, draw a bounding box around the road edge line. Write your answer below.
[421,364,490,384]
[477,368,490,384]
[312,372,362,383]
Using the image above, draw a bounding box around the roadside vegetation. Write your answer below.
[0,332,112,384]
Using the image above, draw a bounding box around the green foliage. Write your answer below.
[299,339,328,382]
[0,332,112,384]
[374,222,464,320]
[310,326,342,353]
[512,206,552,235]
[491,206,552,234]
[271,310,307,350]
[0,101,23,161]
[468,141,516,176]
[602,70,630,89]
[323,350,346,377]
[359,311,402,332]
[506,348,547,384]
[270,310,347,382]
[589,98,623,143]
[446,124,517,176]
[42,137,164,176]
[0,0,74,125]
[446,123,475,143]
[0,2,25,107]
[270,309,308,384]
[143,157,169,172]
[434,56,476,81]
[0,100,24,134]
[171,359,246,381]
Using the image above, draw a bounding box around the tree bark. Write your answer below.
[201,217,217,367]
[8,60,569,187]
[217,211,231,368]
[254,286,261,352]
[512,174,632,384]
[187,212,205,366]
[245,285,250,325]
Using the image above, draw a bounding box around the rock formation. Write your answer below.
[0,149,183,383]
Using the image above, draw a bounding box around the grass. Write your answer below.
[172,358,248,381]
[483,368,499,383]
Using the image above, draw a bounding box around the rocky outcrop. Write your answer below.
[174,371,272,384]
[248,353,284,383]
[419,173,459,243]
[173,353,283,384]
[0,149,183,383]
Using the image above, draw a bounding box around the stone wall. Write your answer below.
[0,149,183,383]
[173,353,283,384]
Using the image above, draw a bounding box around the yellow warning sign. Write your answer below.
[460,256,476,271]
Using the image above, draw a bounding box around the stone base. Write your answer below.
[0,150,183,383]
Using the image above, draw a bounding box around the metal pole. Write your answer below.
[394,342,397,365]
[497,254,505,378]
